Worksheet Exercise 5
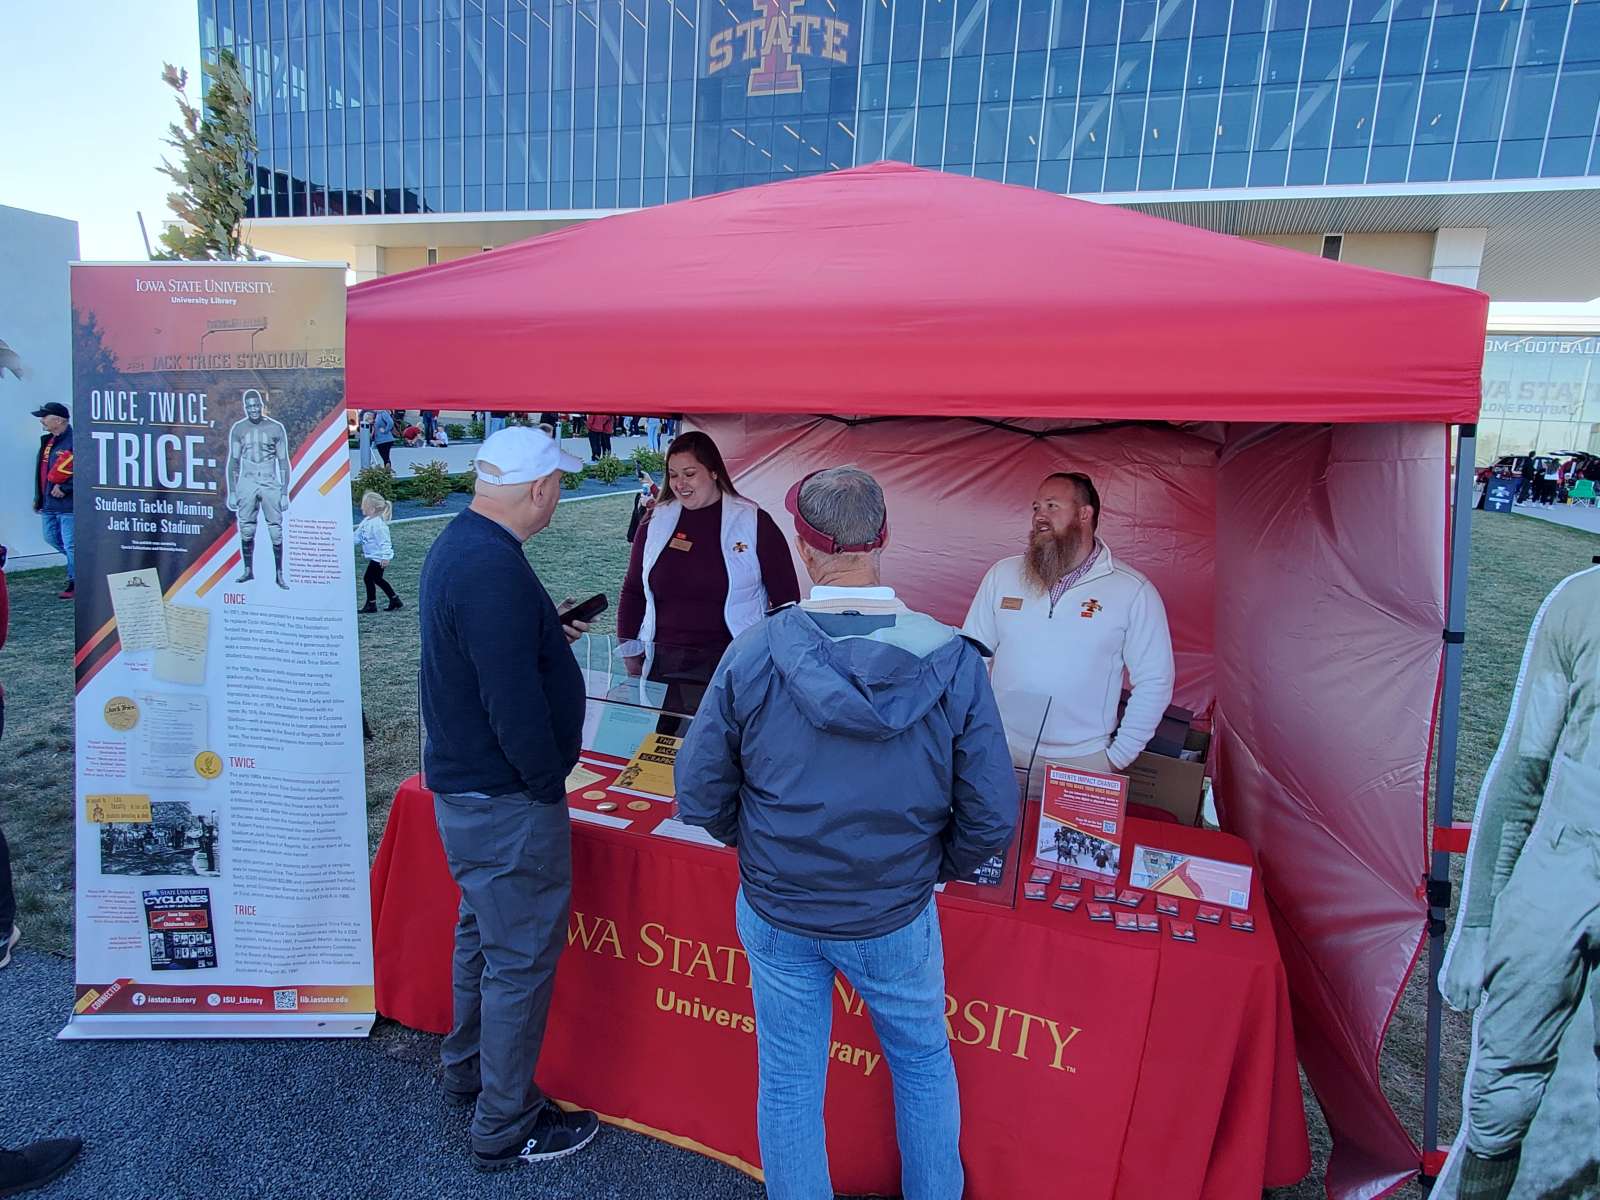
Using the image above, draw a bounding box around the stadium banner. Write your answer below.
[60,262,373,1038]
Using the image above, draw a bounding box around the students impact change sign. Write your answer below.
[61,262,374,1038]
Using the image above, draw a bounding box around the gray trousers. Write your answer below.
[434,789,572,1154]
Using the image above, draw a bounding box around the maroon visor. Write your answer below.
[784,471,889,555]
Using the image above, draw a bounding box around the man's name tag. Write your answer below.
[1000,596,1024,611]
[669,534,693,552]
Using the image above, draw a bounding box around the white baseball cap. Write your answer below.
[473,425,584,485]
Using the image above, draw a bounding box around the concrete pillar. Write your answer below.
[1429,228,1487,290]
[351,244,386,283]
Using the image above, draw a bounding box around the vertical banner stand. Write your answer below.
[59,261,374,1039]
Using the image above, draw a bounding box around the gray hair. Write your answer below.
[798,467,886,551]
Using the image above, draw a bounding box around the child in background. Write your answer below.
[356,492,402,614]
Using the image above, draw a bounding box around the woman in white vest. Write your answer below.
[617,431,800,717]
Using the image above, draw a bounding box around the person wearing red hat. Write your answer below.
[30,402,74,599]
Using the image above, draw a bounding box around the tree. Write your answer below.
[156,50,259,260]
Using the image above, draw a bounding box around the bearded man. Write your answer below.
[962,471,1174,775]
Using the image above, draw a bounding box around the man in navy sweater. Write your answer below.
[419,425,597,1171]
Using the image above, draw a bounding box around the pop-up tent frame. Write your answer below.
[346,162,1487,1199]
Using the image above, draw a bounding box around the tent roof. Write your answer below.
[347,162,1487,424]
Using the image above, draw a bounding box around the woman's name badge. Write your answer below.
[669,533,693,552]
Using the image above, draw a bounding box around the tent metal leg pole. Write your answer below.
[1423,422,1476,1176]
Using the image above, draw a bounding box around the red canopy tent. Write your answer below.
[347,161,1487,1199]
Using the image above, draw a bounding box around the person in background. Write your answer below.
[617,431,800,717]
[585,413,614,462]
[963,472,1174,777]
[646,416,662,454]
[372,408,397,470]
[0,544,15,967]
[1540,460,1561,506]
[356,492,403,614]
[1517,451,1538,505]
[431,424,451,448]
[677,467,1017,1200]
[31,403,74,600]
[419,426,599,1171]
[421,409,439,444]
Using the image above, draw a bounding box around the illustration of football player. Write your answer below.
[1441,565,1600,1199]
[225,389,291,588]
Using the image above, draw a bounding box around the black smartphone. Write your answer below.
[560,592,608,624]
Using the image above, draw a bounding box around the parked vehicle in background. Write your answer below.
[1475,454,1562,486]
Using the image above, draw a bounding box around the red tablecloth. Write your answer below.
[372,774,1309,1197]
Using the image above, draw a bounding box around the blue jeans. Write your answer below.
[735,889,962,1200]
[647,417,662,452]
[41,512,74,582]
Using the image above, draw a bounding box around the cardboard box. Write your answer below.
[1125,750,1207,826]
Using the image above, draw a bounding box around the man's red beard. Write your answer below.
[1023,527,1089,594]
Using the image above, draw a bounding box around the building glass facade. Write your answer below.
[1477,332,1600,465]
[200,0,1600,219]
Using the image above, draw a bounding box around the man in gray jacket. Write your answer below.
[677,466,1018,1200]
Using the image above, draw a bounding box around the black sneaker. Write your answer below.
[471,1106,599,1171]
[0,1136,83,1197]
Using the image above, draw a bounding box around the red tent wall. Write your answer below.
[699,414,1220,710]
[1215,422,1446,1199]
[700,413,1443,1200]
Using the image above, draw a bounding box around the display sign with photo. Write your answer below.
[62,262,373,1038]
[1033,763,1128,881]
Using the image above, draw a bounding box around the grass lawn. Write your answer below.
[2,495,1596,1192]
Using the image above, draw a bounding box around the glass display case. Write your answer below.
[421,634,1052,909]
[572,635,1050,907]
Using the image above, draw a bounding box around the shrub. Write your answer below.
[590,454,628,484]
[561,467,585,490]
[466,418,486,441]
[410,460,454,507]
[631,447,665,477]
[352,465,396,502]
[445,423,466,439]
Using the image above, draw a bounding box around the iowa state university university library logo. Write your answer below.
[706,0,853,96]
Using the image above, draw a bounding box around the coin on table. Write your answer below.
[583,790,609,801]
[627,800,652,812]
[595,801,619,813]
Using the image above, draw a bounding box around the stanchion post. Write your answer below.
[1423,422,1476,1177]
[358,417,372,471]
